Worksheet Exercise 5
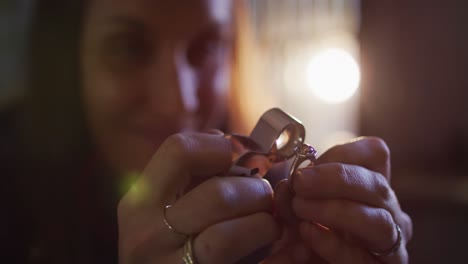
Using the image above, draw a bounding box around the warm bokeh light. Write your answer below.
[306,48,360,104]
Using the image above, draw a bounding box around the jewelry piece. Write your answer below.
[370,223,402,257]
[288,143,318,187]
[163,204,187,238]
[182,236,196,264]
[228,108,309,176]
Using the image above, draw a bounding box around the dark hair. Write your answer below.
[21,0,90,166]
[6,2,248,261]
[4,3,103,262]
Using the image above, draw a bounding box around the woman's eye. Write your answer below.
[101,35,150,70]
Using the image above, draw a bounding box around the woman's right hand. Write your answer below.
[117,133,281,264]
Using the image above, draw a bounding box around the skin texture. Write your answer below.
[265,137,413,264]
[118,134,413,264]
[81,0,233,173]
[79,0,412,263]
[118,133,281,263]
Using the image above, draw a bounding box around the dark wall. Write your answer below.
[360,0,468,263]
[361,0,468,173]
[0,0,31,107]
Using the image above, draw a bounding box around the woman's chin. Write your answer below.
[103,138,164,176]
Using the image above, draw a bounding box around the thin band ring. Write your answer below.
[163,204,187,238]
[370,223,402,257]
[182,236,196,264]
[288,143,318,189]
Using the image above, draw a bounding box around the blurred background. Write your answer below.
[1,0,467,262]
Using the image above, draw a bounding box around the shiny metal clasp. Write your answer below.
[227,108,317,182]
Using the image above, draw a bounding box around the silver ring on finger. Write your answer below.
[163,204,188,238]
[288,143,318,189]
[370,223,402,257]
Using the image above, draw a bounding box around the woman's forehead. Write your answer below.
[86,0,234,29]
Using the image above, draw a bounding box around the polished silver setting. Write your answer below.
[294,143,318,161]
[288,143,318,188]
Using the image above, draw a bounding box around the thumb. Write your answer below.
[142,132,232,204]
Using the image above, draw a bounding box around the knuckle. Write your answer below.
[206,178,273,213]
[367,137,391,166]
[159,133,193,160]
[374,209,397,246]
[334,163,352,186]
[373,174,392,201]
[325,163,354,196]
[401,212,414,241]
[205,178,240,211]
[335,162,347,176]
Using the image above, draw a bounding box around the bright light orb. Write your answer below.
[306,48,361,104]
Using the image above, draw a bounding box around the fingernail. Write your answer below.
[205,129,225,135]
[261,178,274,194]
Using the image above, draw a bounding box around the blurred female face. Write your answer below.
[80,0,233,173]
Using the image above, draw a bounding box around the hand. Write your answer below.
[266,137,413,264]
[117,133,281,264]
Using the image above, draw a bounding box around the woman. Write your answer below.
[1,0,412,263]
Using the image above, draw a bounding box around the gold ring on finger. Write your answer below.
[183,236,196,264]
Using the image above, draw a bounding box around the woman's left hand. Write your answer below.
[264,137,413,264]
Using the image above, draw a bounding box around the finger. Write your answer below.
[261,243,312,264]
[293,198,398,254]
[399,211,413,244]
[317,137,391,180]
[274,179,297,226]
[292,163,398,210]
[143,132,232,202]
[166,176,274,234]
[375,240,409,264]
[299,221,379,264]
[192,212,281,264]
[262,241,329,264]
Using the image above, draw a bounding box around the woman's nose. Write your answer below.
[149,47,199,115]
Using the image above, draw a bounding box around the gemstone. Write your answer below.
[294,144,317,159]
